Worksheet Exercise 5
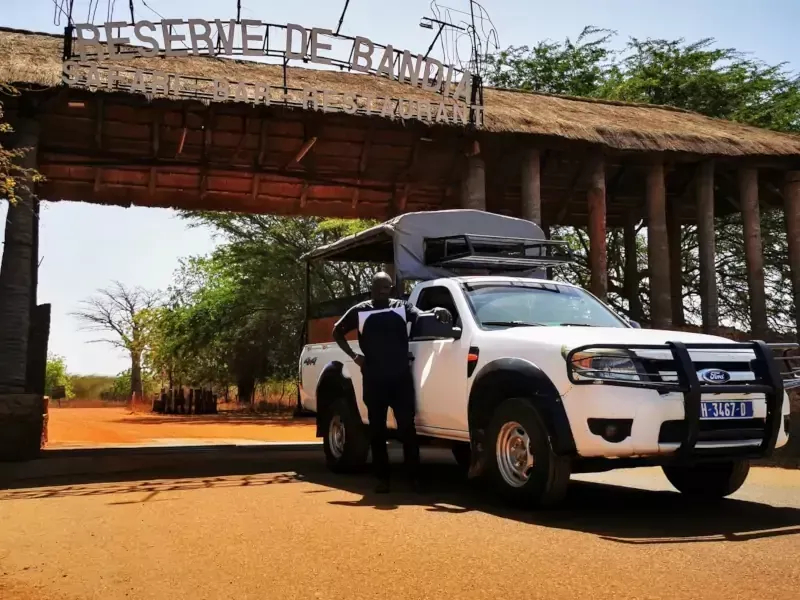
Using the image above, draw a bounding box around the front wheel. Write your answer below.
[485,398,571,508]
[662,460,750,499]
[322,398,369,473]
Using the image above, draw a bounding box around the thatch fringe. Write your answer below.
[2,26,799,158]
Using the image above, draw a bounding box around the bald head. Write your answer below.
[371,271,393,307]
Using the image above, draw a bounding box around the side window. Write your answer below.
[416,286,460,324]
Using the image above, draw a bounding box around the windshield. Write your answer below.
[464,282,628,328]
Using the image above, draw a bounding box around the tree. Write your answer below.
[71,282,162,399]
[486,27,800,334]
[148,215,377,400]
[44,353,73,400]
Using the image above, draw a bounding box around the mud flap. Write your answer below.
[467,428,489,479]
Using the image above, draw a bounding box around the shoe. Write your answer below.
[375,480,391,494]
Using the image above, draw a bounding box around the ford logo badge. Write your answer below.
[698,368,731,384]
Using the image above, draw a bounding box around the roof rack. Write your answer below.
[424,233,573,272]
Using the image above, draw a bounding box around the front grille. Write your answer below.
[639,358,753,383]
[659,418,765,443]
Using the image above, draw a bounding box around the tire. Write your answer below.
[322,397,369,473]
[662,459,751,499]
[485,397,571,508]
[452,442,471,474]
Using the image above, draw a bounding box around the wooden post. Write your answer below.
[623,212,641,322]
[696,161,718,334]
[783,171,800,339]
[461,155,486,211]
[587,154,607,301]
[0,116,44,460]
[739,167,768,339]
[521,148,541,225]
[646,159,672,329]
[667,198,685,326]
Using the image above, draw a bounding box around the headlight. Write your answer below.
[565,349,642,382]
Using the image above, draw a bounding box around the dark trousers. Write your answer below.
[363,370,420,481]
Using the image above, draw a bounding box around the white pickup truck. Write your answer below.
[298,210,797,507]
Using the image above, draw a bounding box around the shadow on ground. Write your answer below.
[1,445,798,545]
[112,414,314,426]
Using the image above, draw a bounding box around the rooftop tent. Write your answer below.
[301,209,572,281]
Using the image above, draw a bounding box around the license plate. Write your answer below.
[700,400,753,419]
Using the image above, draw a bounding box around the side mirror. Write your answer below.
[410,313,458,340]
[629,319,641,329]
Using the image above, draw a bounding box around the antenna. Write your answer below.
[335,0,351,35]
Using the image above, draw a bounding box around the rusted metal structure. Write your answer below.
[2,25,800,459]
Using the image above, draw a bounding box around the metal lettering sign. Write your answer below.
[61,20,484,127]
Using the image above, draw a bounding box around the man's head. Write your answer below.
[370,271,394,307]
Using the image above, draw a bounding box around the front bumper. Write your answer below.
[563,340,796,459]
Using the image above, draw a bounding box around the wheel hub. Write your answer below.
[496,421,534,488]
[329,414,346,458]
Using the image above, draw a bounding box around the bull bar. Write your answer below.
[565,340,800,458]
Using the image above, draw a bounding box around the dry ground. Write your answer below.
[1,447,799,600]
[45,406,319,448]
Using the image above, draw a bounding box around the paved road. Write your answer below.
[1,446,799,600]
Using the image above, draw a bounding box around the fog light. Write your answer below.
[588,418,633,443]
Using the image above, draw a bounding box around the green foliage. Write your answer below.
[109,369,158,399]
[0,86,45,205]
[45,353,73,399]
[69,374,116,399]
[148,215,378,391]
[486,27,800,333]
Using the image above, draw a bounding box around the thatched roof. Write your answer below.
[2,26,800,158]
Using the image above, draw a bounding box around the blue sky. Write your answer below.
[2,0,798,375]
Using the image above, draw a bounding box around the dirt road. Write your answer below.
[46,407,318,447]
[1,447,799,600]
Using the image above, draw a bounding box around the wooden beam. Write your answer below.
[251,173,260,201]
[696,161,718,334]
[292,136,318,165]
[587,153,607,301]
[667,196,685,326]
[151,110,161,158]
[94,97,104,151]
[521,147,541,225]
[647,159,672,329]
[300,182,309,208]
[739,167,768,338]
[784,171,800,339]
[257,116,269,167]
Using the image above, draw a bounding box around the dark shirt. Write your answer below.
[334,298,422,381]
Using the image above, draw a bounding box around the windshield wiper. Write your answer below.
[482,321,544,328]
[557,323,596,327]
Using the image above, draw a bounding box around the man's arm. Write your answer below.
[332,306,364,365]
[404,301,452,327]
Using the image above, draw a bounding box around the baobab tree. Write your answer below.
[72,282,162,400]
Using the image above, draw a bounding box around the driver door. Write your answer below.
[409,286,470,435]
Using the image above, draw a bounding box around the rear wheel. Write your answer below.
[662,459,750,499]
[322,397,369,473]
[485,398,571,508]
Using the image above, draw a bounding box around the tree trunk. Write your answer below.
[130,351,144,399]
[237,375,255,404]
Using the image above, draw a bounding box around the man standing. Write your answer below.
[332,271,451,493]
